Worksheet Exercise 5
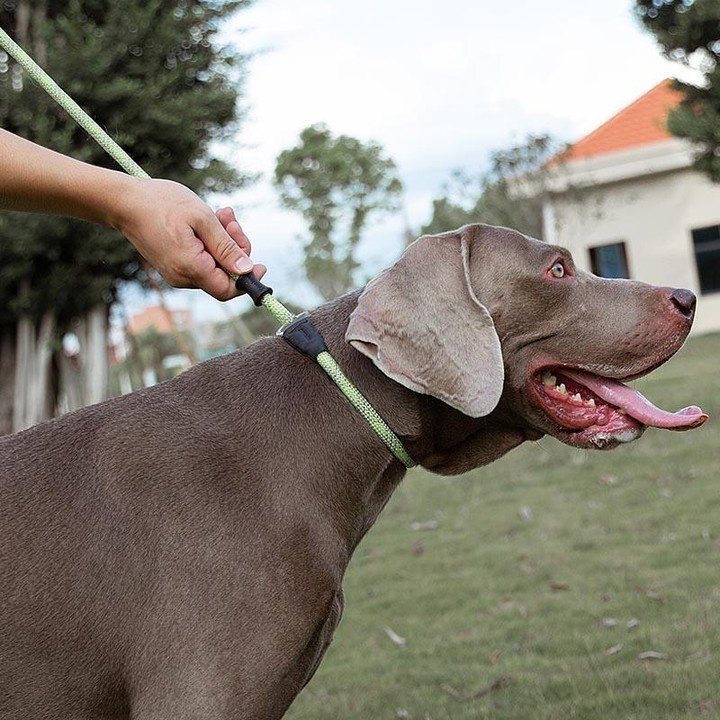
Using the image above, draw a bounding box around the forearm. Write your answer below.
[0,129,263,301]
[0,129,133,226]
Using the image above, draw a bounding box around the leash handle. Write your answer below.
[235,274,273,306]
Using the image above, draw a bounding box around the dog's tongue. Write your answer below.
[562,369,708,430]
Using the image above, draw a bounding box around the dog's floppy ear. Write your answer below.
[346,225,504,418]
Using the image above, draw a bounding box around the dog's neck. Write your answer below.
[307,291,532,477]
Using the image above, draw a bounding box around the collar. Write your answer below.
[239,276,415,468]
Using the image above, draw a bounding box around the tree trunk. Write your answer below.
[0,331,17,435]
[12,309,57,433]
[27,309,56,427]
[13,314,33,432]
[58,352,83,415]
[84,304,108,406]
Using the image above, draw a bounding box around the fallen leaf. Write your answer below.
[440,683,463,701]
[602,617,619,628]
[550,580,569,591]
[410,520,438,531]
[638,650,668,661]
[626,618,640,630]
[606,644,623,655]
[411,541,425,556]
[518,506,533,522]
[384,626,407,647]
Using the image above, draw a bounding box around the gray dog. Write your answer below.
[0,224,707,719]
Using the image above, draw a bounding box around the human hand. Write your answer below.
[112,177,266,301]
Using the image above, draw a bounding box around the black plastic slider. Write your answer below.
[236,274,273,306]
[279,312,328,360]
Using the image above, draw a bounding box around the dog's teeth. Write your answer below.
[542,371,556,387]
[618,408,626,415]
[557,383,567,394]
[572,393,583,404]
[588,398,596,407]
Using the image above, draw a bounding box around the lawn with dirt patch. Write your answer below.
[286,332,720,720]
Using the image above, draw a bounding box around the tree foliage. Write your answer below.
[0,0,252,430]
[635,0,720,180]
[274,124,402,300]
[0,0,251,330]
[422,134,563,238]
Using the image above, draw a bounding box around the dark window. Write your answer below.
[589,242,630,279]
[692,225,720,294]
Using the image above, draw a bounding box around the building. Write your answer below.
[126,305,192,336]
[542,80,720,334]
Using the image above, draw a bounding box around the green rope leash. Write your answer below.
[316,352,415,467]
[0,28,416,469]
[0,28,147,180]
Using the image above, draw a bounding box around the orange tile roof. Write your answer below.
[561,79,683,162]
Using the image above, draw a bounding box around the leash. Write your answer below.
[0,29,416,468]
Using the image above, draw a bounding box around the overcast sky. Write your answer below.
[151,0,693,321]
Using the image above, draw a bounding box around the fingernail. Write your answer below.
[235,256,253,273]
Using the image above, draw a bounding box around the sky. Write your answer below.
[144,0,695,323]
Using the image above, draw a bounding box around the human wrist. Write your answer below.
[85,170,143,232]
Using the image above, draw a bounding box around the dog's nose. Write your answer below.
[670,288,696,319]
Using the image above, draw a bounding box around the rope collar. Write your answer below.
[0,29,415,468]
[238,279,415,468]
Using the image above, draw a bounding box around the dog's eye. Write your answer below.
[549,261,565,279]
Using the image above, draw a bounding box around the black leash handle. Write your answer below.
[236,274,273,306]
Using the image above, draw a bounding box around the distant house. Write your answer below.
[542,80,720,334]
[127,305,192,336]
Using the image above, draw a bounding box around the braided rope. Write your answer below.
[316,352,415,467]
[0,28,148,179]
[261,295,295,326]
[0,28,416,469]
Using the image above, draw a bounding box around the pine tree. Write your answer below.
[635,0,720,180]
[0,0,252,432]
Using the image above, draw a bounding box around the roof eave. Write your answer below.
[544,138,694,193]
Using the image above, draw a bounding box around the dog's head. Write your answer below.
[346,224,707,459]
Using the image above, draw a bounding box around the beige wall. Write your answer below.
[547,168,720,334]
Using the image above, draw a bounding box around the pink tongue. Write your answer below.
[562,369,708,430]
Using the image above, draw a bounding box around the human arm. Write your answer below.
[0,129,265,300]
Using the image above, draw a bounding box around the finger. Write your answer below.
[205,264,268,301]
[196,211,253,275]
[226,220,252,255]
[198,265,241,301]
[216,207,252,255]
[252,263,268,281]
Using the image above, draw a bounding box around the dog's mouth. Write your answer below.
[529,367,708,449]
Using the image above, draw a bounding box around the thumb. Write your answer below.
[196,211,254,275]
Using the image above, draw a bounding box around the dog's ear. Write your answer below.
[346,225,504,418]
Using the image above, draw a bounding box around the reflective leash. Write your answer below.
[0,29,415,468]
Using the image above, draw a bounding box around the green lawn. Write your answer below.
[286,333,720,720]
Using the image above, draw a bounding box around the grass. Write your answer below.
[285,333,720,720]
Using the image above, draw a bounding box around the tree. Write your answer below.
[0,0,251,433]
[422,134,563,238]
[635,0,720,181]
[274,124,403,300]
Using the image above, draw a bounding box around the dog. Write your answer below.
[0,224,707,719]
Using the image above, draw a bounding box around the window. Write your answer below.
[589,242,630,279]
[692,225,720,294]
